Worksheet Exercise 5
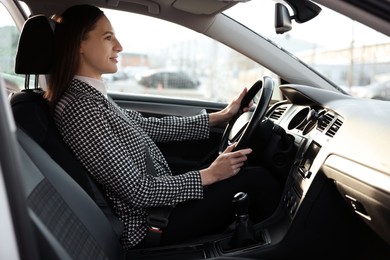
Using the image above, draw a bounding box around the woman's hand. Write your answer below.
[208,87,252,127]
[199,143,252,186]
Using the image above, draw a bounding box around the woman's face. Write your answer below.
[78,15,123,79]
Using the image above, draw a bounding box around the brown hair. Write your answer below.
[45,4,104,107]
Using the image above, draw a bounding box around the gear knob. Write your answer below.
[232,192,249,217]
[229,192,256,249]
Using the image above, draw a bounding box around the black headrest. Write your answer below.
[15,15,54,75]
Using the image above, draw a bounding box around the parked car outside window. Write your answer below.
[137,70,200,89]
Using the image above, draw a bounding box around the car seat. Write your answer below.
[17,127,126,259]
[10,14,125,258]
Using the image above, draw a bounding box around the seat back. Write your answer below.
[17,127,125,260]
[10,90,123,237]
[11,14,125,257]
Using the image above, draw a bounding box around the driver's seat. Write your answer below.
[11,14,125,257]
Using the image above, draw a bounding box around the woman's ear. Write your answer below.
[80,43,84,54]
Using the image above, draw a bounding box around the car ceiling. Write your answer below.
[20,0,240,38]
[21,0,238,16]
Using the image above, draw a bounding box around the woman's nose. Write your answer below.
[115,39,123,52]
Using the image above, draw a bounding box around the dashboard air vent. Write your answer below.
[317,113,334,132]
[269,105,288,121]
[326,118,343,137]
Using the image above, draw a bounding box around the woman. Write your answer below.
[46,5,281,249]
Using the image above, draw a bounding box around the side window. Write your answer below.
[0,4,22,96]
[104,9,277,103]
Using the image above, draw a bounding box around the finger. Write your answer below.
[238,87,248,101]
[232,162,245,175]
[229,158,247,168]
[223,142,237,153]
[242,101,253,112]
[233,161,245,169]
[242,87,248,96]
[231,148,252,156]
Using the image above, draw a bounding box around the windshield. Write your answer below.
[224,1,390,101]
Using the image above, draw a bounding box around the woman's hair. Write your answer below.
[45,4,104,107]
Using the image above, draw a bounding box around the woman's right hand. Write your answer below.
[199,143,252,186]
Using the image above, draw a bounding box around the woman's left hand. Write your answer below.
[224,87,251,117]
[209,87,252,126]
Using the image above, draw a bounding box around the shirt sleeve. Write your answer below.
[124,109,210,143]
[56,97,203,208]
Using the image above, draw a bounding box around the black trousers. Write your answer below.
[160,166,282,245]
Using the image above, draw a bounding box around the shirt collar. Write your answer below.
[74,75,108,97]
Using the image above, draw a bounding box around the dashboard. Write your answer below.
[266,84,390,247]
[101,83,390,259]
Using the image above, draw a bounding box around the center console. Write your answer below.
[284,139,322,218]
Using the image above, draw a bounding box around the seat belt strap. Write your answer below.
[144,147,173,246]
[85,174,124,238]
[106,97,172,246]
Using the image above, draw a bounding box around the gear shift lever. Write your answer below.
[233,191,250,216]
[229,192,256,248]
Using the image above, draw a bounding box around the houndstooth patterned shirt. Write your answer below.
[54,79,209,248]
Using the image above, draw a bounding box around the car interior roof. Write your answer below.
[23,0,236,16]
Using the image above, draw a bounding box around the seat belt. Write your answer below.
[106,96,172,246]
[85,174,124,238]
[144,147,173,246]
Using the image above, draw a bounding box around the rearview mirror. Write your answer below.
[275,3,292,34]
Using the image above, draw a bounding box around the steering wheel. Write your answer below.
[218,76,274,153]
